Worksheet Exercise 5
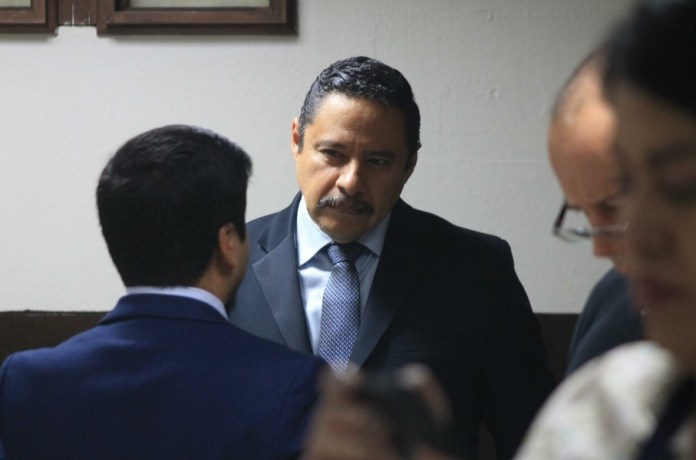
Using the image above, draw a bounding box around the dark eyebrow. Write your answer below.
[366,150,397,160]
[314,140,346,151]
[648,142,696,170]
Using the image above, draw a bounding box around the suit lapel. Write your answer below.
[350,200,430,366]
[252,194,312,353]
[253,234,311,352]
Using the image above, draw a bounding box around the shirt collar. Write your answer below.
[296,195,390,267]
[125,286,228,319]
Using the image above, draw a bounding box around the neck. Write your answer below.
[195,272,231,305]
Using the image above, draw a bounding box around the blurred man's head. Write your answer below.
[97,125,252,301]
[549,51,626,272]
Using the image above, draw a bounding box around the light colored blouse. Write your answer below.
[515,341,694,460]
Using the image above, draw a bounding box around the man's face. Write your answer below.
[613,82,696,364]
[292,93,417,243]
[549,95,626,271]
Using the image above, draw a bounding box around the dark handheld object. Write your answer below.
[357,372,459,458]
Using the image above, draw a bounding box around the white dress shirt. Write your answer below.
[295,196,389,353]
[125,286,228,319]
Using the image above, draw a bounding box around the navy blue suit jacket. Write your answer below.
[0,294,324,460]
[230,195,555,459]
[566,268,644,374]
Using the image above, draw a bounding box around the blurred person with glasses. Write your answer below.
[518,1,696,455]
[548,48,643,374]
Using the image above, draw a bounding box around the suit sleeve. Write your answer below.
[480,240,556,460]
[0,355,13,460]
[272,357,325,460]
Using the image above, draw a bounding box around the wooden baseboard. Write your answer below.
[0,311,577,382]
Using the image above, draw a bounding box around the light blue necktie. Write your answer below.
[317,242,363,373]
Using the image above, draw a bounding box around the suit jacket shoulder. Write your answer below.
[0,294,323,460]
[566,269,644,374]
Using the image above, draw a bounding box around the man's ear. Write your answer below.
[291,118,301,159]
[217,223,242,270]
[404,152,418,182]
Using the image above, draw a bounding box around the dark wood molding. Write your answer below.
[0,0,58,33]
[0,311,577,382]
[1,0,297,34]
[0,311,104,362]
[57,0,96,26]
[96,0,297,35]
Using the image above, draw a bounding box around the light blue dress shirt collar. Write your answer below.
[125,286,228,320]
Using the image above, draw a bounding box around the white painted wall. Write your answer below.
[0,0,634,313]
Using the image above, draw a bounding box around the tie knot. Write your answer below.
[326,242,363,265]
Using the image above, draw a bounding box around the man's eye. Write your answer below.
[658,183,696,205]
[369,158,389,167]
[658,162,696,186]
[321,150,342,160]
[656,161,696,204]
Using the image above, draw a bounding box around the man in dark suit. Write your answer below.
[229,56,555,459]
[0,125,324,460]
[548,50,643,374]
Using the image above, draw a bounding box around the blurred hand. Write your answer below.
[303,364,460,460]
[303,366,401,460]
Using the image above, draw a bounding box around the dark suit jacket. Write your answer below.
[0,294,324,460]
[230,195,555,459]
[566,268,644,375]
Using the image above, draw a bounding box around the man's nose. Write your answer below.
[336,162,363,196]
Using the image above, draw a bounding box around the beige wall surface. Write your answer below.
[0,0,634,313]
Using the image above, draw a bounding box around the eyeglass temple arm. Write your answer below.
[552,201,568,235]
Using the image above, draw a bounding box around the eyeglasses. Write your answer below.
[553,202,627,242]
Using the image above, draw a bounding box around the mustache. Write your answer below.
[316,194,373,214]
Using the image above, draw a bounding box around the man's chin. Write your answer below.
[317,219,369,243]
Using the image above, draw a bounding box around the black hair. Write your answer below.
[604,0,696,117]
[297,56,421,157]
[96,124,252,287]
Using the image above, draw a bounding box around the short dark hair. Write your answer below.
[97,125,252,287]
[297,56,421,157]
[604,0,696,117]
